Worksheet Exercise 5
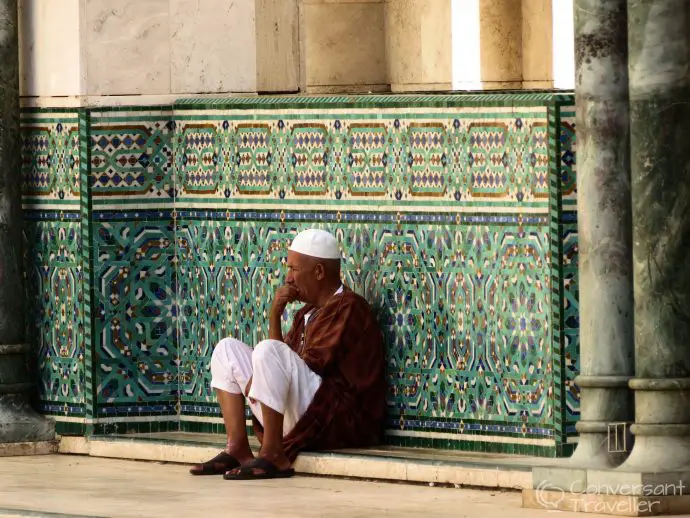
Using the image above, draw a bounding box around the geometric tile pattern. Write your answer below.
[23,215,85,413]
[93,218,177,407]
[21,120,80,202]
[559,110,579,442]
[21,94,579,456]
[89,111,177,423]
[21,112,85,431]
[91,119,175,199]
[173,110,550,205]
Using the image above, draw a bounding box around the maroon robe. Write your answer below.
[252,285,386,461]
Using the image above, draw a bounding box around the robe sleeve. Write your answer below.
[300,296,354,377]
[283,305,309,352]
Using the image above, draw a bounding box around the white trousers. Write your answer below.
[210,337,322,436]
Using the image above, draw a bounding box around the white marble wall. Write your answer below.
[85,0,259,96]
[170,0,257,94]
[301,0,388,92]
[85,0,171,95]
[19,0,84,97]
[18,0,574,102]
[19,0,266,100]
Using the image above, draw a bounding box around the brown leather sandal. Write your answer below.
[222,457,295,480]
[189,451,241,475]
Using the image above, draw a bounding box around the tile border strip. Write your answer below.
[79,109,97,435]
[548,102,567,451]
[174,92,575,110]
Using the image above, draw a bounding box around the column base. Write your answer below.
[0,440,58,457]
[0,393,55,444]
[532,438,627,496]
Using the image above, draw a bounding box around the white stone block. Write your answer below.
[85,0,171,95]
[19,0,84,97]
[170,0,258,94]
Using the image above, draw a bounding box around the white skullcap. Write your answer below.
[288,228,341,259]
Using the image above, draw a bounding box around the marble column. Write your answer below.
[478,0,523,89]
[521,0,554,89]
[568,0,635,470]
[0,0,54,445]
[529,0,634,494]
[384,0,452,92]
[299,0,388,94]
[611,0,690,475]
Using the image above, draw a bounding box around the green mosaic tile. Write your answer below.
[21,112,85,424]
[20,94,580,457]
[21,120,80,202]
[558,106,579,440]
[24,218,84,407]
[174,92,575,110]
[93,218,177,404]
[54,421,87,436]
[92,420,179,435]
[173,111,550,207]
[90,117,174,200]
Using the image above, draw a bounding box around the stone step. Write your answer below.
[57,432,562,490]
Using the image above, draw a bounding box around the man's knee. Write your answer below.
[211,337,242,373]
[252,339,289,369]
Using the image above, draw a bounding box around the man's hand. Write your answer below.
[269,285,300,341]
[244,376,255,404]
[271,285,300,314]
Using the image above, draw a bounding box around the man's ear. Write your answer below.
[315,262,326,280]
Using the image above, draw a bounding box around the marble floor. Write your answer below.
[0,455,607,518]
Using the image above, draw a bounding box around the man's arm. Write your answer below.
[269,285,300,342]
[244,285,300,401]
[300,297,354,376]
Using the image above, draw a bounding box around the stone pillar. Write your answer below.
[478,0,555,90]
[529,0,634,494]
[568,0,635,470]
[479,0,523,89]
[611,0,690,476]
[299,0,388,94]
[0,0,54,446]
[521,0,553,89]
[256,0,300,93]
[385,0,452,92]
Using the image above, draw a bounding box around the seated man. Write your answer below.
[190,228,386,480]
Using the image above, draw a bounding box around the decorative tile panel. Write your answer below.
[24,217,84,410]
[179,124,220,195]
[235,123,273,195]
[89,110,177,424]
[407,123,448,197]
[91,116,175,200]
[21,122,80,202]
[290,124,329,195]
[21,111,85,434]
[22,94,579,455]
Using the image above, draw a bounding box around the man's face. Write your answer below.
[286,250,321,304]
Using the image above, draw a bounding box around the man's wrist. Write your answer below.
[270,304,285,318]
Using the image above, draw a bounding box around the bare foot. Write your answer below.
[256,448,291,472]
[225,439,254,465]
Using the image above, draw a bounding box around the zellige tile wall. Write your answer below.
[21,93,578,457]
